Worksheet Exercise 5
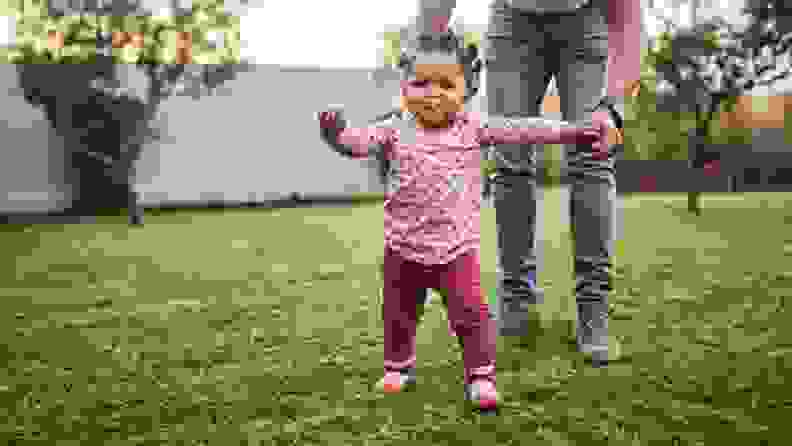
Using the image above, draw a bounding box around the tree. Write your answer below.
[636,3,792,214]
[8,0,250,224]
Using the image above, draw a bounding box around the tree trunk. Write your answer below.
[688,130,703,216]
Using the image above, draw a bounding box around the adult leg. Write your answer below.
[486,2,552,336]
[128,188,143,225]
[552,4,616,366]
[415,287,430,324]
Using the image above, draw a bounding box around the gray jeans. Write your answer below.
[486,0,615,305]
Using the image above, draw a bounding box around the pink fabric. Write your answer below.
[338,111,587,265]
[606,0,642,98]
[382,246,496,385]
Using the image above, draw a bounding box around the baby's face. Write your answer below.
[401,55,466,128]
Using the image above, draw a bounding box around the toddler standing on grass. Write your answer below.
[317,30,608,413]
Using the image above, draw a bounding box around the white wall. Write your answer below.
[133,65,406,206]
[0,65,74,213]
[0,64,407,213]
[1,62,488,214]
[134,63,494,206]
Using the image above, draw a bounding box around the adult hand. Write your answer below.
[584,95,627,160]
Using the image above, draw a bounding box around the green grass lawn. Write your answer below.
[1,189,791,445]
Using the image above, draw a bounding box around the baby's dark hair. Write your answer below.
[397,30,483,101]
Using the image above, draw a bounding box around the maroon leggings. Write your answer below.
[382,246,497,385]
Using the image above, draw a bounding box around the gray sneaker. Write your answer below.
[495,285,545,337]
[576,302,610,367]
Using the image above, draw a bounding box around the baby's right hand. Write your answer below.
[317,107,346,132]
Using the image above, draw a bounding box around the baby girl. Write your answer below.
[317,30,608,413]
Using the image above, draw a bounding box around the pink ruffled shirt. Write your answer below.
[334,110,590,265]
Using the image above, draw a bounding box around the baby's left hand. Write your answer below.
[581,111,614,160]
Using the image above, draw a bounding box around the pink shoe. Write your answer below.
[375,370,416,394]
[448,319,456,337]
[466,379,500,411]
